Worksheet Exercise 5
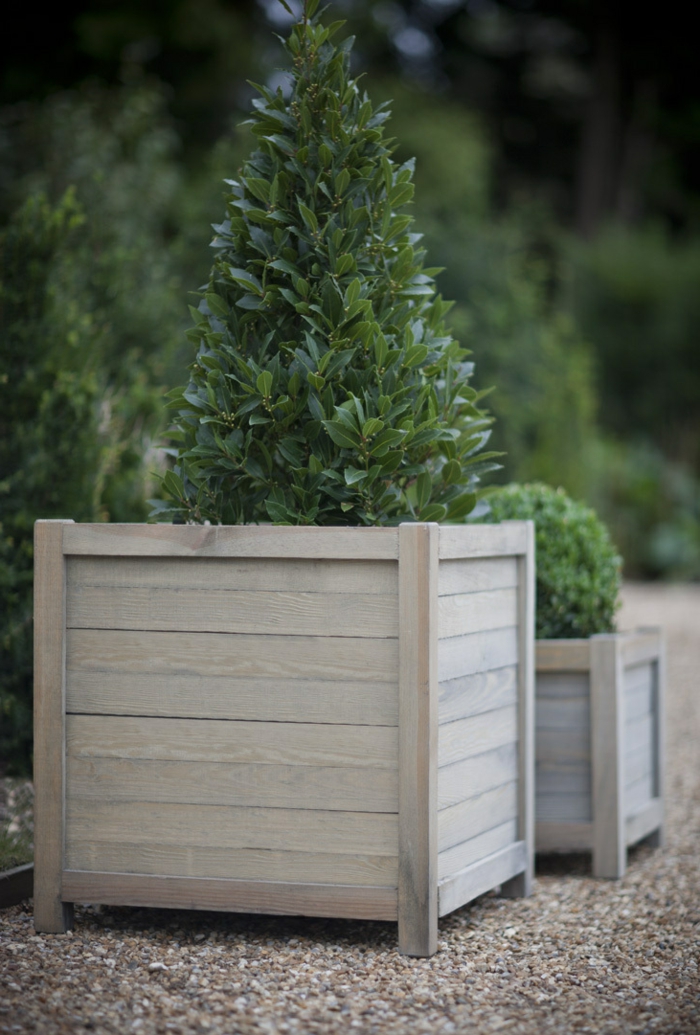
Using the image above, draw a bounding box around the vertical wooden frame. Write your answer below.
[500,520,535,898]
[646,628,666,849]
[398,523,438,957]
[590,634,625,878]
[33,520,74,933]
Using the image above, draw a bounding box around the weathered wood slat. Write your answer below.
[63,523,399,560]
[437,557,518,597]
[536,671,589,699]
[438,627,518,683]
[438,666,517,726]
[625,745,652,788]
[66,628,397,685]
[438,743,518,810]
[438,588,517,640]
[625,774,654,815]
[624,669,654,723]
[67,585,398,640]
[535,762,590,797]
[536,727,590,764]
[438,705,518,768]
[535,793,591,823]
[623,660,654,697]
[66,756,399,813]
[536,641,590,672]
[65,800,398,856]
[67,556,398,596]
[625,797,663,847]
[437,820,517,882]
[65,842,398,887]
[625,714,654,756]
[438,523,528,561]
[67,672,398,726]
[61,870,398,921]
[535,821,592,852]
[620,630,663,668]
[66,716,398,769]
[536,696,590,732]
[437,781,518,854]
[438,840,527,917]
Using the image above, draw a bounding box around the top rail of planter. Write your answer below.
[59,521,531,562]
[536,628,663,672]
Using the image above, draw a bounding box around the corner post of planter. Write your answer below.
[397,522,438,957]
[33,519,74,933]
[590,633,625,878]
[500,519,535,898]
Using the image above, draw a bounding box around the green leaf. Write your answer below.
[229,267,263,294]
[322,420,360,449]
[298,202,318,234]
[416,471,432,510]
[362,418,384,438]
[256,371,273,396]
[419,503,447,522]
[442,459,462,484]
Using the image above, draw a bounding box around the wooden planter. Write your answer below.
[535,630,665,878]
[34,519,534,956]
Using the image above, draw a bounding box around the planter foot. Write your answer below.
[499,870,532,899]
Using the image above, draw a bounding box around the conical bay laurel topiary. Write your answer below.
[154,0,499,526]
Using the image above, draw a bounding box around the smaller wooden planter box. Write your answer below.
[535,630,665,877]
[34,519,534,956]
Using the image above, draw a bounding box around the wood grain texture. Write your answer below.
[438,705,518,768]
[625,715,654,756]
[61,871,398,921]
[397,522,438,957]
[66,756,399,813]
[438,523,529,561]
[536,671,590,699]
[535,793,592,823]
[437,780,518,853]
[590,634,625,879]
[63,523,399,560]
[535,821,593,852]
[66,628,397,685]
[438,627,518,683]
[437,820,517,882]
[536,640,590,672]
[625,745,652,788]
[536,762,591,797]
[66,716,397,769]
[625,797,663,847]
[438,743,518,810]
[536,696,590,732]
[65,842,398,887]
[437,557,518,598]
[33,520,74,934]
[67,672,398,726]
[438,666,517,726]
[65,800,398,856]
[625,774,654,814]
[67,585,398,639]
[437,840,527,917]
[67,556,398,595]
[438,588,517,640]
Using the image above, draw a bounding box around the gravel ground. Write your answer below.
[1,583,698,1035]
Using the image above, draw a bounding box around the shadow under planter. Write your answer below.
[34,519,535,956]
[535,630,665,878]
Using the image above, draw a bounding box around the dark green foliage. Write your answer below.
[487,483,622,639]
[0,191,101,774]
[156,3,497,526]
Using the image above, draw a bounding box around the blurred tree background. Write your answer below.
[1,0,699,771]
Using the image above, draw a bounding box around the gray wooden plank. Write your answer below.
[438,840,527,917]
[438,588,517,640]
[437,781,518,854]
[439,705,518,768]
[437,820,517,882]
[590,635,625,879]
[536,696,590,732]
[536,762,591,797]
[438,627,518,683]
[438,524,529,560]
[439,666,517,725]
[536,641,590,672]
[625,774,654,816]
[437,557,518,597]
[536,727,590,765]
[438,743,518,810]
[625,714,654,757]
[535,792,592,823]
[536,671,590,700]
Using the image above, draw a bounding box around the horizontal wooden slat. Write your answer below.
[67,556,398,596]
[536,762,590,797]
[625,797,663,847]
[624,667,654,723]
[536,793,591,824]
[535,821,593,852]
[623,659,654,697]
[438,840,527,917]
[438,523,529,561]
[66,800,398,856]
[67,672,398,726]
[625,744,652,788]
[61,871,398,921]
[620,630,662,668]
[438,666,517,726]
[536,696,590,732]
[63,524,399,560]
[67,716,398,769]
[438,588,517,640]
[65,842,398,887]
[437,557,518,597]
[625,774,654,815]
[438,743,518,810]
[625,714,653,757]
[437,820,517,881]
[438,781,518,853]
[438,705,518,768]
[66,756,398,813]
[536,641,590,672]
[67,629,397,685]
[536,671,589,700]
[438,627,518,683]
[67,586,397,639]
[536,727,590,764]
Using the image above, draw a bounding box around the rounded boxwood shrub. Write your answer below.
[487,482,622,639]
[153,0,498,526]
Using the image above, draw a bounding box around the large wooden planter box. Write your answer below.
[34,519,534,956]
[535,630,665,878]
